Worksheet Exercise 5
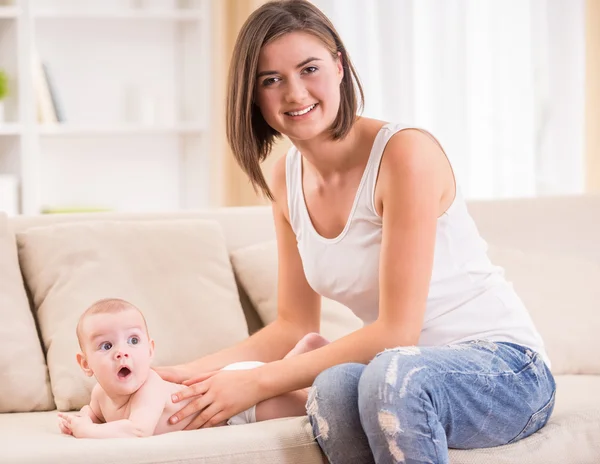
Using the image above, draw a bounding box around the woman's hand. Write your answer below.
[153,363,194,384]
[169,369,266,429]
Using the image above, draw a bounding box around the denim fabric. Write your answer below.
[307,340,556,464]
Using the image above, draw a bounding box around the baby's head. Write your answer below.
[76,298,155,396]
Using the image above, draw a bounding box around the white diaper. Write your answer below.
[221,361,265,426]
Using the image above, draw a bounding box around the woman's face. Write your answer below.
[254,31,344,142]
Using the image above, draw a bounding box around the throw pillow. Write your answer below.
[17,219,249,411]
[0,213,54,412]
[230,240,364,342]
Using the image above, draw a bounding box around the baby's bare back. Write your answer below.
[153,379,198,434]
[97,373,199,435]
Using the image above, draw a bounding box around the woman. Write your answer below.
[156,1,556,462]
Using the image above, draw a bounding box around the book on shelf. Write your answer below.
[42,63,66,122]
[32,50,66,124]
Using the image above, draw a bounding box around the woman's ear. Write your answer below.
[76,353,94,377]
[336,51,344,82]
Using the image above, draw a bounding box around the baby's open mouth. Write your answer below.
[118,367,132,379]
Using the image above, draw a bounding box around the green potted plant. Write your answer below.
[0,69,8,123]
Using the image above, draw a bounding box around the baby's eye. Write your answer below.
[128,336,140,345]
[100,342,112,351]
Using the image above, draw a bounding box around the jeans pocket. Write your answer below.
[508,390,556,444]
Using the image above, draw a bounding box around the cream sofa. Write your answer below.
[0,195,599,464]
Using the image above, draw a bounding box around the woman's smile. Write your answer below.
[285,103,318,119]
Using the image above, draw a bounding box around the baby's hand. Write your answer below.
[57,413,72,435]
[58,412,93,438]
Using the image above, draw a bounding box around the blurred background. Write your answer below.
[0,0,596,215]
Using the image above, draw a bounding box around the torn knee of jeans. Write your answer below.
[470,340,498,352]
[306,387,330,440]
[378,410,405,462]
[385,354,400,385]
[385,346,421,356]
[445,343,471,351]
[381,349,425,400]
[306,386,318,418]
[398,366,427,398]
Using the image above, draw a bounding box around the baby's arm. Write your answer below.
[81,386,104,423]
[64,372,166,438]
[58,385,104,435]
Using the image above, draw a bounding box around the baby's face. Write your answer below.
[79,309,154,396]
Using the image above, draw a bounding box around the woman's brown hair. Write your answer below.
[226,0,365,200]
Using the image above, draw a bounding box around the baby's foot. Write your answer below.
[285,332,329,358]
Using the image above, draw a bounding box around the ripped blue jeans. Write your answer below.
[307,340,556,464]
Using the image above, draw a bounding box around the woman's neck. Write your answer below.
[290,117,367,180]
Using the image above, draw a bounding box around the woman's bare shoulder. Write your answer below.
[269,154,291,222]
[375,128,455,216]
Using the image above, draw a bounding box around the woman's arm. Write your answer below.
[258,129,451,396]
[172,130,453,428]
[158,156,322,381]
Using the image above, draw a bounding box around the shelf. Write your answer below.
[4,1,213,215]
[33,10,204,21]
[38,123,206,136]
[0,6,20,18]
[0,124,22,135]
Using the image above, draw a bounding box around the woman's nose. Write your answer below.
[285,76,308,103]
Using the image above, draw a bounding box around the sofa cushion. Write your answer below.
[230,240,364,341]
[17,219,250,411]
[0,375,598,464]
[448,375,600,463]
[0,413,323,464]
[0,214,54,413]
[488,246,600,375]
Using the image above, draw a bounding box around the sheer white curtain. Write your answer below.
[313,0,585,199]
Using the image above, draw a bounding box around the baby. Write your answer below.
[58,298,328,438]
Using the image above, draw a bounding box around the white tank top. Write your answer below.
[286,122,550,367]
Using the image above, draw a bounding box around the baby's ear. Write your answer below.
[148,339,155,359]
[76,352,94,377]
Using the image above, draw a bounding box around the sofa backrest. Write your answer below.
[4,193,600,412]
[466,195,600,261]
[10,206,276,251]
[458,195,600,374]
[10,207,276,335]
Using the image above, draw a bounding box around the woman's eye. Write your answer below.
[262,77,280,86]
[100,342,112,351]
[303,66,318,74]
[128,336,139,345]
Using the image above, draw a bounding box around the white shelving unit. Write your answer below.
[33,10,203,20]
[0,6,20,18]
[0,123,22,135]
[38,122,206,136]
[0,0,213,215]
